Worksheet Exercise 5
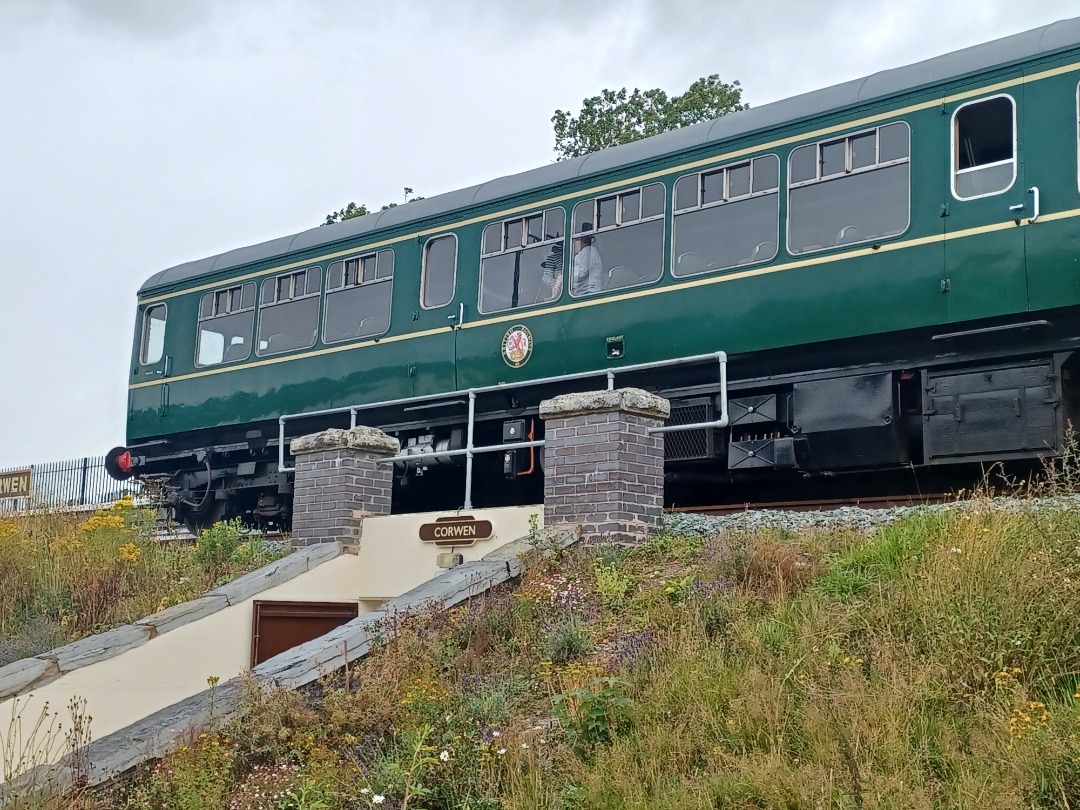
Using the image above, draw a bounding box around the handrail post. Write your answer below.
[278,417,287,474]
[463,391,477,509]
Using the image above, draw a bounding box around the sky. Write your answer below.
[0,0,1078,468]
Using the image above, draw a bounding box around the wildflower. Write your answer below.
[439,749,450,762]
[118,542,142,564]
[372,796,385,805]
[950,547,963,554]
[520,742,529,749]
[360,788,371,794]
[497,747,506,755]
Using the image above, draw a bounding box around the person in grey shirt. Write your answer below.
[571,223,603,295]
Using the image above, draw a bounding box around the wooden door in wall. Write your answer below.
[251,601,359,667]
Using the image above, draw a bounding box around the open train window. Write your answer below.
[479,208,565,313]
[952,95,1015,200]
[323,249,394,343]
[787,121,910,255]
[672,155,779,277]
[195,282,256,367]
[421,235,457,309]
[569,183,665,297]
[140,304,167,365]
[256,267,321,357]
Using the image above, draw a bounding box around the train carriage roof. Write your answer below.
[139,16,1080,295]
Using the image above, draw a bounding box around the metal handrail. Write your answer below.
[277,351,729,508]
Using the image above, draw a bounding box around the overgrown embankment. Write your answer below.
[10,497,1080,809]
[0,502,285,667]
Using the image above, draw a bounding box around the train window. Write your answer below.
[140,304,167,365]
[195,282,256,367]
[479,208,565,314]
[673,155,780,277]
[421,234,457,309]
[952,95,1015,200]
[569,182,666,297]
[323,249,394,344]
[787,122,910,255]
[256,268,321,357]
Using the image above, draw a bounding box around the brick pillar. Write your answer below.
[289,426,400,547]
[540,388,669,544]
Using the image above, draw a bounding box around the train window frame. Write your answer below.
[322,249,395,344]
[671,154,780,278]
[255,267,322,358]
[420,233,458,310]
[478,207,566,314]
[1076,80,1080,194]
[569,182,666,299]
[194,282,257,368]
[786,121,911,256]
[139,303,167,366]
[951,94,1017,201]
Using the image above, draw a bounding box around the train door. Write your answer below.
[942,73,1030,322]
[128,302,170,438]
[408,233,460,397]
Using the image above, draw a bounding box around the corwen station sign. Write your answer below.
[0,469,32,501]
[419,515,494,546]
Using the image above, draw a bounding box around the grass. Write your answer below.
[0,499,287,668]
[12,495,1080,808]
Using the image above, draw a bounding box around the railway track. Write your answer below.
[672,493,951,516]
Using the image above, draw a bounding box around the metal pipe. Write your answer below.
[277,350,729,472]
[349,408,358,429]
[463,391,477,509]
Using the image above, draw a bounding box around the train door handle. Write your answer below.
[1027,186,1040,224]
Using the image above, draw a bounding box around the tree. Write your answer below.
[551,75,748,161]
[322,187,424,226]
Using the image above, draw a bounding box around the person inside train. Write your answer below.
[571,223,604,295]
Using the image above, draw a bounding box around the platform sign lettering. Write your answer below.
[0,469,32,501]
[419,515,494,546]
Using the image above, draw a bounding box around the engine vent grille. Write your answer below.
[664,399,713,461]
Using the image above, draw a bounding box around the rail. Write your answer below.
[278,351,729,508]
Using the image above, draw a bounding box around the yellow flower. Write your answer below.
[79,511,126,532]
[118,543,142,564]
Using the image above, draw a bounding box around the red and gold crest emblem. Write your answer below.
[501,325,533,368]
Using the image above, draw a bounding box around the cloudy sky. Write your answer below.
[0,0,1077,468]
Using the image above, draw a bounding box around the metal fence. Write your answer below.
[0,456,140,514]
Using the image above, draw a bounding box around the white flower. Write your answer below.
[520,742,529,749]
[360,788,371,795]
[439,750,450,762]
[372,796,385,805]
[491,730,500,738]
[497,747,506,755]
[950,547,963,554]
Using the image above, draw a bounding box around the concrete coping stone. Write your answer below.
[539,387,671,421]
[290,426,401,457]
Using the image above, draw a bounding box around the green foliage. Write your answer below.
[552,74,748,160]
[553,677,633,752]
[593,562,633,612]
[322,187,424,226]
[0,506,279,666]
[63,501,1080,809]
[547,613,591,663]
[194,518,244,579]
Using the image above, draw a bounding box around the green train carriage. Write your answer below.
[113,18,1080,528]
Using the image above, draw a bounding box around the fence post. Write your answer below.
[78,457,90,506]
